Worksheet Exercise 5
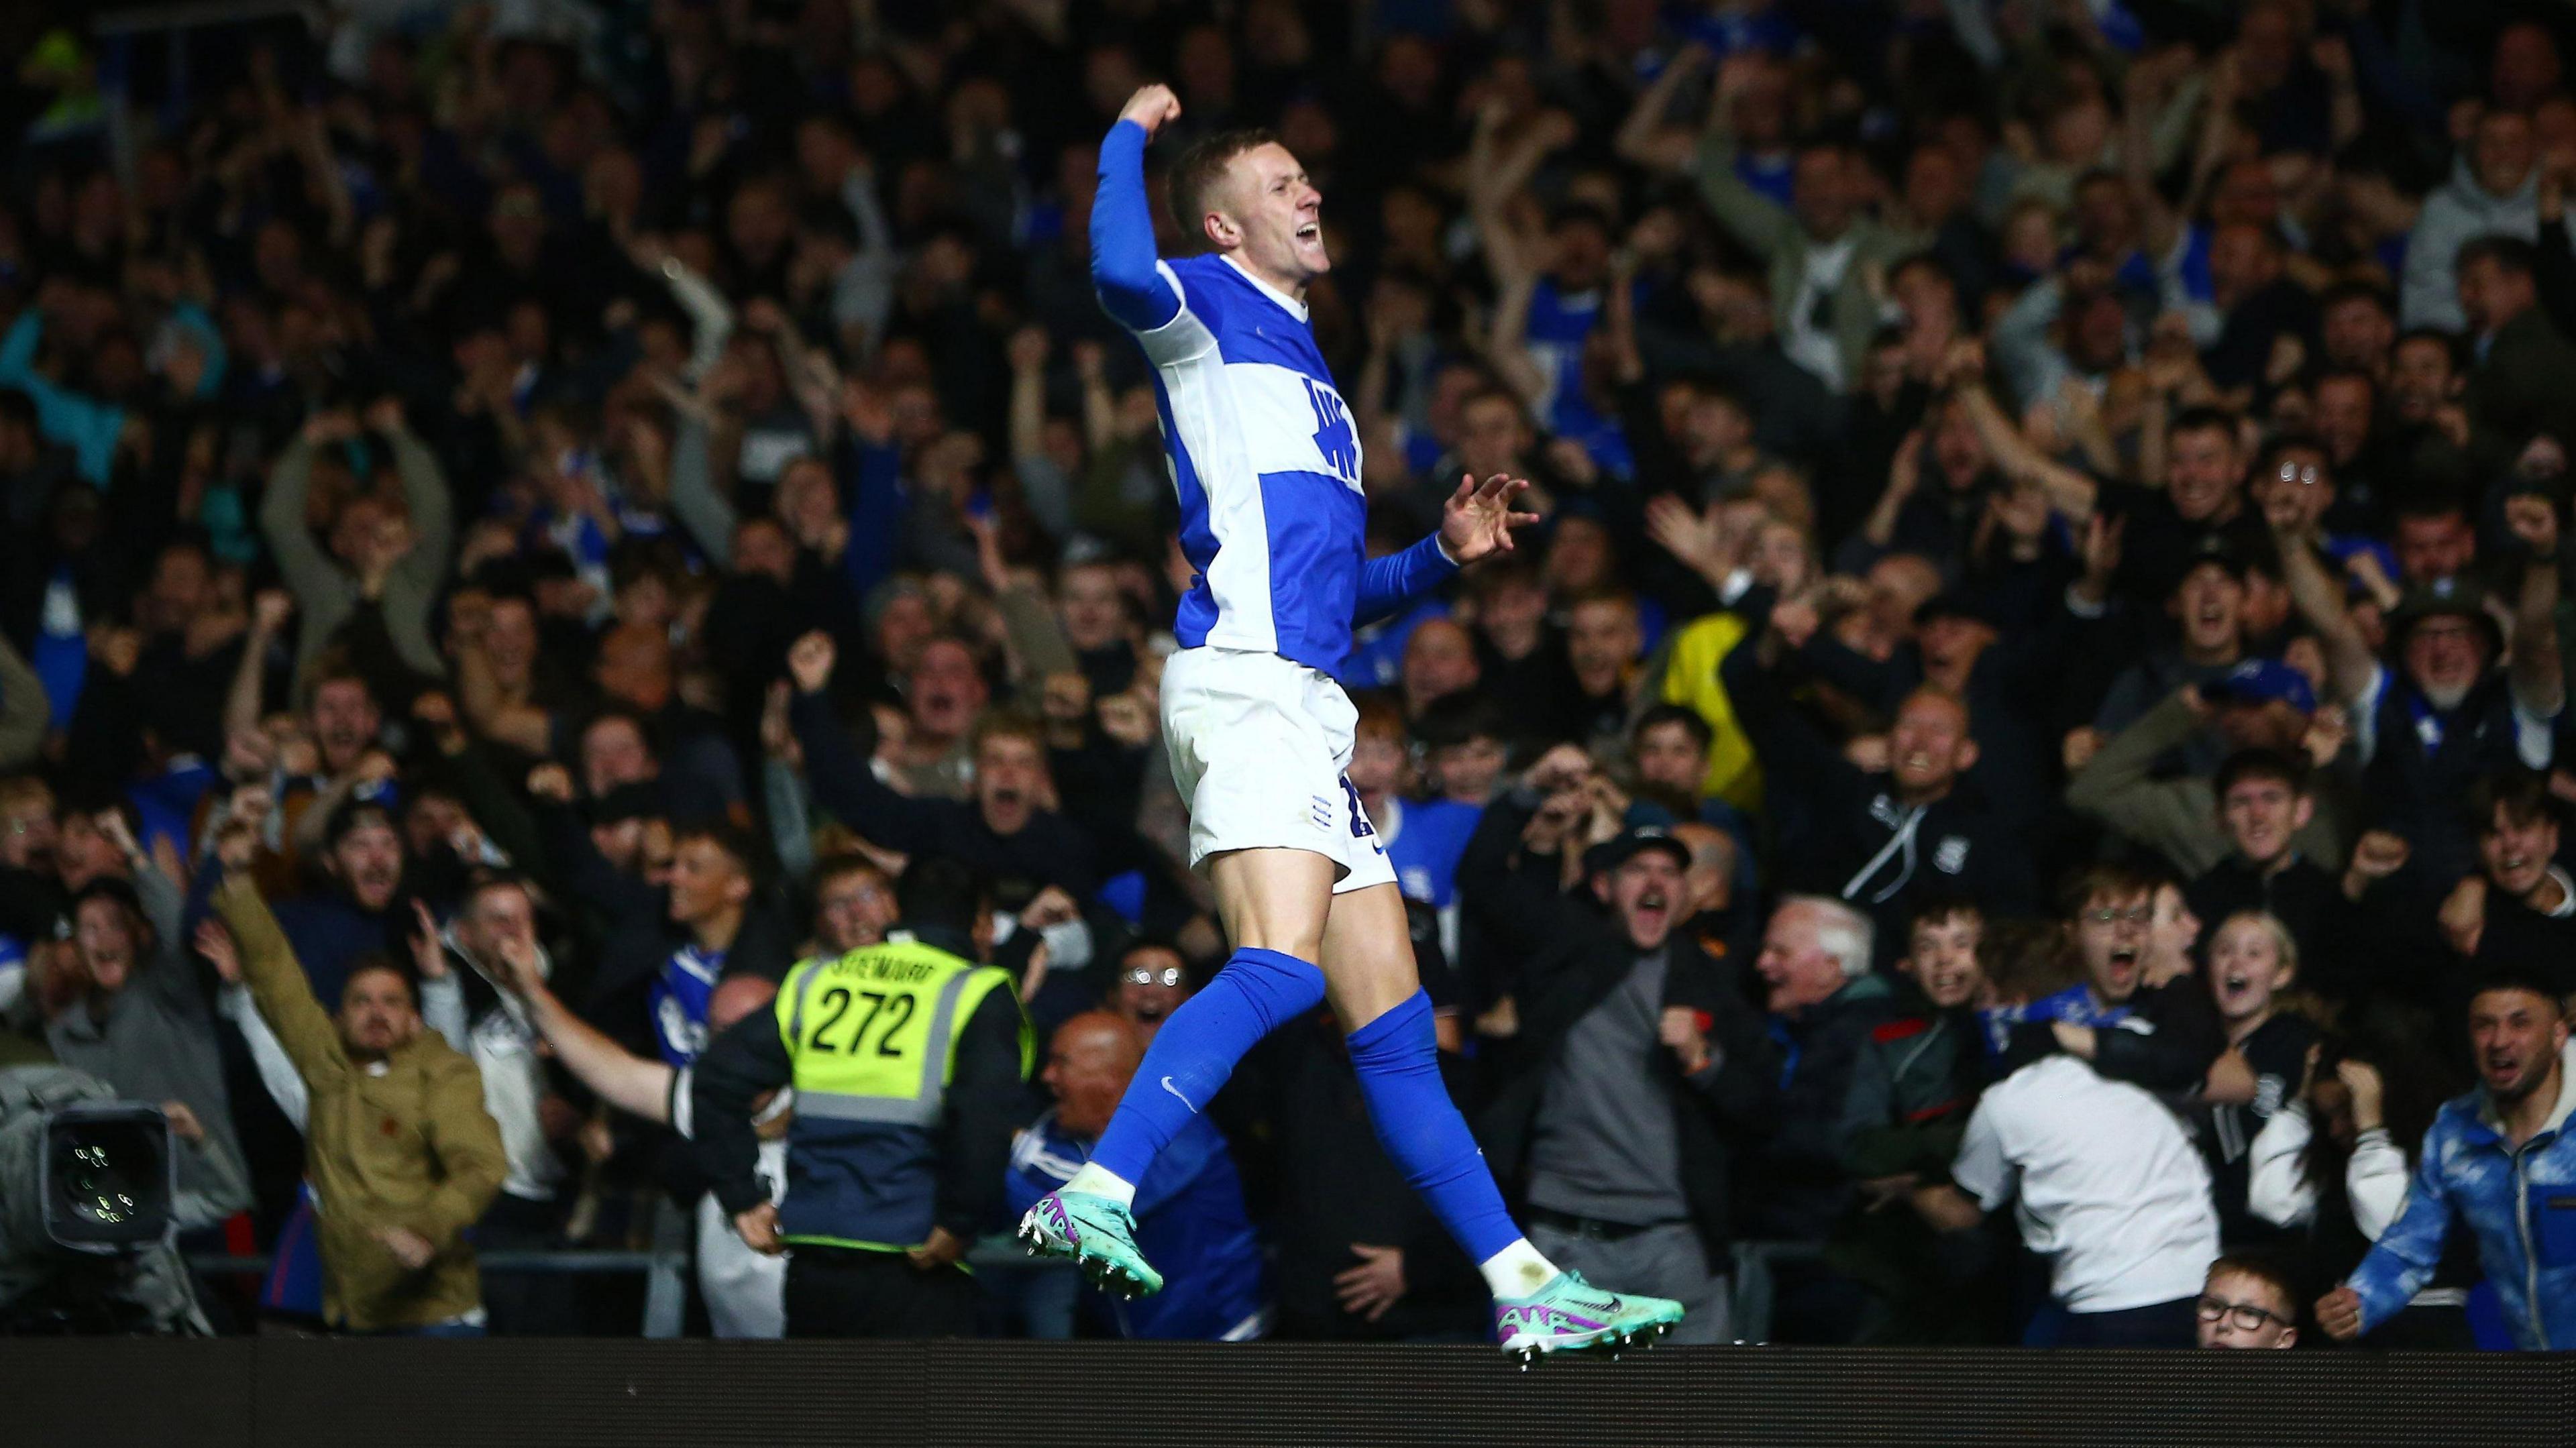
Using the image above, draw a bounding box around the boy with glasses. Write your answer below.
[2196,1254,2300,1348]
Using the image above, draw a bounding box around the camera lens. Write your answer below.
[42,1107,174,1249]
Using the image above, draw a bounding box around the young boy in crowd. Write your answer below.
[1828,897,2000,1342]
[2196,1253,2301,1349]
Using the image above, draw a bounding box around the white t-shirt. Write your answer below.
[1951,1054,2218,1314]
[670,1064,790,1339]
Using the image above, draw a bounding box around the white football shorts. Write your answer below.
[1159,645,1396,895]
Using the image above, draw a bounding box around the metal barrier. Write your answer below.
[188,1246,691,1337]
[183,1221,1073,1337]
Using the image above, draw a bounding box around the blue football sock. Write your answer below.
[1089,946,1326,1184]
[1345,991,1522,1264]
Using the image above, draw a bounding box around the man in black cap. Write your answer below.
[2279,499,2561,885]
[2090,536,2253,781]
[1470,826,1778,1345]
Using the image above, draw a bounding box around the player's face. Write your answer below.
[1222,142,1328,284]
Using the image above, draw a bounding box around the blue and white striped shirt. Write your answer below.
[1091,120,1457,675]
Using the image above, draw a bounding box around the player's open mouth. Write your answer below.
[1295,222,1320,240]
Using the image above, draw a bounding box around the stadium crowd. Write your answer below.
[1,0,2574,1349]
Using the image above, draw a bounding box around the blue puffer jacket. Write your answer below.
[2346,1042,2576,1351]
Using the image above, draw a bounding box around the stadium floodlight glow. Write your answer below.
[40,1104,175,1252]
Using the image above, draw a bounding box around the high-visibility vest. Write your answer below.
[769,937,1029,1252]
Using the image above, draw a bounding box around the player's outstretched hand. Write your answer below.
[1120,85,1182,139]
[1440,472,1542,565]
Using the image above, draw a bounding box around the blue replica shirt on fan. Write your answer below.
[1007,1109,1271,1341]
[649,944,722,1067]
[1383,796,1481,913]
[1976,982,2133,1060]
[1091,119,1458,676]
[1337,598,1447,691]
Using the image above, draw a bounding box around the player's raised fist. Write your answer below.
[1120,85,1183,137]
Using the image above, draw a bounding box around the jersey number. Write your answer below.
[808,987,917,1058]
[1303,378,1360,484]
[1339,775,1375,840]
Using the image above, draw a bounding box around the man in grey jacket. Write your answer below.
[1690,67,1918,393]
[258,397,454,686]
[2067,668,2354,879]
[2402,108,2563,332]
[41,849,252,1222]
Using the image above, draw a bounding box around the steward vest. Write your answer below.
[771,938,1026,1252]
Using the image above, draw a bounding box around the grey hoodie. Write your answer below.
[2402,157,2564,333]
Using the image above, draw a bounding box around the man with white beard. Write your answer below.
[2277,501,2561,885]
